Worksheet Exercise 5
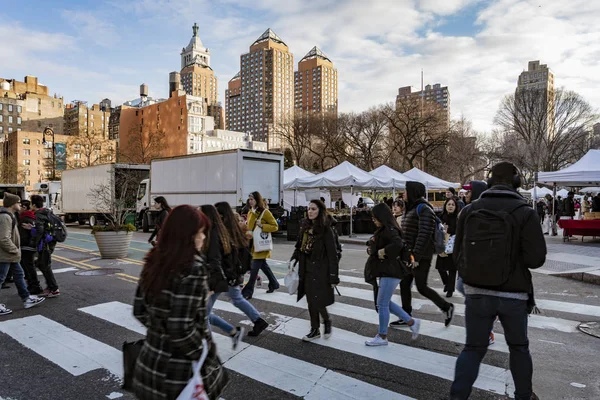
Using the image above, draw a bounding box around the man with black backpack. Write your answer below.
[450,162,546,400]
[30,195,61,298]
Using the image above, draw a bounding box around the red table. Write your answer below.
[558,219,600,242]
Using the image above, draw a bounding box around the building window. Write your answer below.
[22,138,30,145]
[17,117,21,125]
[8,105,13,112]
[23,160,30,165]
[23,149,30,156]
[8,116,13,124]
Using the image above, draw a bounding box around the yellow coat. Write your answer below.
[247,208,278,259]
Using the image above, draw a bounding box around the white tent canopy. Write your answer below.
[529,186,553,197]
[403,167,460,190]
[283,166,315,210]
[283,165,314,186]
[537,149,600,186]
[369,165,409,189]
[287,161,394,190]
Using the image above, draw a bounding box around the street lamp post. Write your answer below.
[42,127,56,180]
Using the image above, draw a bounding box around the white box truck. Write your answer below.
[31,181,63,215]
[62,164,150,226]
[0,184,27,206]
[136,149,284,232]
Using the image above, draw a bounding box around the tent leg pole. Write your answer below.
[350,186,354,238]
[552,185,557,235]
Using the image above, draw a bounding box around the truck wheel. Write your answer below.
[142,213,149,233]
[89,215,97,227]
[78,219,86,225]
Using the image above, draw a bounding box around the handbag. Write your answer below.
[252,210,273,252]
[445,234,456,255]
[284,261,299,295]
[176,339,211,400]
[122,339,144,391]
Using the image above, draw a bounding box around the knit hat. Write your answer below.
[489,161,516,184]
[3,192,21,208]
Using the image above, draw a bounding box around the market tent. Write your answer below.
[283,166,315,210]
[369,165,409,189]
[529,186,553,197]
[556,189,570,198]
[403,167,460,190]
[537,149,600,186]
[580,187,600,194]
[289,161,394,189]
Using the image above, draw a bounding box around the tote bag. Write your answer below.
[445,234,456,255]
[176,339,210,400]
[252,210,273,252]
[284,261,299,295]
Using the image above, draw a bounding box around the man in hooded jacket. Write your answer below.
[395,181,454,327]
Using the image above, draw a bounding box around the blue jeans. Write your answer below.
[377,277,412,335]
[241,259,279,298]
[226,285,261,322]
[451,294,532,400]
[0,262,30,301]
[207,293,235,335]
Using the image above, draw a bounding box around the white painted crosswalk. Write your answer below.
[0,269,598,399]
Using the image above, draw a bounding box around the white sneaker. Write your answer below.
[365,334,388,346]
[24,295,45,309]
[231,327,245,351]
[0,303,12,316]
[410,319,421,340]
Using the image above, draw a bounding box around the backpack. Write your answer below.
[0,209,16,231]
[416,204,446,255]
[45,211,68,243]
[458,202,527,288]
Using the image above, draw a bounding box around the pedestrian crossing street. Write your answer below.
[1,269,599,400]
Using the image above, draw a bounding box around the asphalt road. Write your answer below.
[0,226,599,400]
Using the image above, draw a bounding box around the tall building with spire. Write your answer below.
[180,23,217,105]
[295,46,338,115]
[225,28,294,150]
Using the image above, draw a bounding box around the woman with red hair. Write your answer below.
[133,205,228,400]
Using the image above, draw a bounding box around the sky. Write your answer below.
[2,0,600,132]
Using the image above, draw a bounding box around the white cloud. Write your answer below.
[5,0,600,133]
[61,10,119,46]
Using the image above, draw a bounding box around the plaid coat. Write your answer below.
[133,254,229,400]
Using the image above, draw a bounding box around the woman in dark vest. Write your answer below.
[148,196,171,246]
[291,199,340,342]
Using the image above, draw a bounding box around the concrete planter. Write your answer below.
[93,231,133,259]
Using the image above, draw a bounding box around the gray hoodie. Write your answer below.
[0,207,21,263]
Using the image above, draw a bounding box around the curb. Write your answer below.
[553,271,600,286]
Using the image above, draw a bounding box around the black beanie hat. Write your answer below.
[489,162,516,184]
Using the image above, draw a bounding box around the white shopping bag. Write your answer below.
[176,339,210,400]
[252,211,273,252]
[445,235,456,255]
[284,261,299,295]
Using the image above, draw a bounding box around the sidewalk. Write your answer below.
[338,233,600,284]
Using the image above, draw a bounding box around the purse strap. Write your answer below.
[192,338,209,375]
[254,210,267,231]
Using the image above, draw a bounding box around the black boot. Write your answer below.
[247,318,268,337]
[323,320,332,339]
[302,328,321,342]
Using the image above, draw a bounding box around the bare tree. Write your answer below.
[67,129,115,169]
[341,107,388,171]
[306,112,347,172]
[494,88,597,183]
[382,98,451,172]
[119,124,166,164]
[275,113,314,168]
[0,157,27,184]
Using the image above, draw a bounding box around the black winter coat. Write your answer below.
[205,230,230,293]
[365,226,405,281]
[563,197,575,217]
[293,225,340,309]
[402,199,436,262]
[453,185,547,293]
[19,210,37,251]
[593,196,600,212]
[149,208,169,242]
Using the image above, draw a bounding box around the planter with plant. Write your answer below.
[88,167,144,259]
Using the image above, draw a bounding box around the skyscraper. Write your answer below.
[295,46,338,115]
[396,83,450,122]
[226,28,294,150]
[516,60,556,137]
[180,23,218,106]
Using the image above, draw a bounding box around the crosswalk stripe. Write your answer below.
[0,315,122,377]
[38,267,78,276]
[328,274,600,319]
[275,278,579,333]
[80,302,414,399]
[235,288,510,353]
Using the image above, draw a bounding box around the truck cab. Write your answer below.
[136,178,155,232]
[32,181,63,215]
